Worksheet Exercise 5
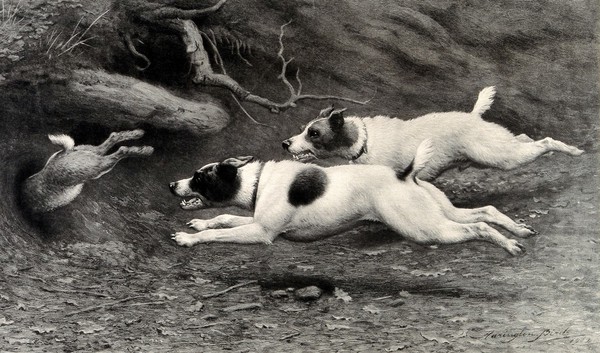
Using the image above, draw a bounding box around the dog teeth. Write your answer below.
[292,153,314,161]
[180,198,203,210]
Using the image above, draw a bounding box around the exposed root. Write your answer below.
[124,32,151,71]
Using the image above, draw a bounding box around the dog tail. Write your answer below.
[48,134,75,151]
[396,139,435,182]
[471,86,496,116]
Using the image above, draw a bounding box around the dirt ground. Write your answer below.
[1,149,598,353]
[0,0,598,352]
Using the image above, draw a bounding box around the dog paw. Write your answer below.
[570,147,584,156]
[515,224,538,238]
[171,232,198,247]
[187,219,210,231]
[505,239,525,256]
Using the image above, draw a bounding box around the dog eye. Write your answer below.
[308,129,320,138]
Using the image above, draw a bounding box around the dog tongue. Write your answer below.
[180,198,204,210]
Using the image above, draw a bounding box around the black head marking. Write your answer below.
[288,167,328,206]
[189,157,253,203]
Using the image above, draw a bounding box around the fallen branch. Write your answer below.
[221,303,263,312]
[41,287,112,298]
[64,295,145,317]
[202,280,258,299]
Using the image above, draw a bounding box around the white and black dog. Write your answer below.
[282,87,584,180]
[169,140,535,255]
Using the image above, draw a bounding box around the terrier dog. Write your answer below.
[282,87,584,180]
[22,129,153,213]
[169,140,536,255]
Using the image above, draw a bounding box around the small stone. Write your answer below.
[390,299,406,307]
[294,286,323,301]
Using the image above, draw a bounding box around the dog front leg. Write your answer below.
[187,215,253,231]
[172,223,275,246]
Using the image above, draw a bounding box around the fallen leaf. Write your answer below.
[410,268,451,277]
[398,291,411,298]
[30,325,57,334]
[254,322,279,329]
[281,306,307,313]
[157,327,179,336]
[385,344,410,351]
[297,265,314,272]
[153,292,178,300]
[362,305,384,314]
[551,200,569,208]
[193,277,212,284]
[57,277,75,284]
[0,317,14,326]
[5,337,34,345]
[326,323,351,330]
[530,209,549,215]
[334,288,352,303]
[391,265,409,271]
[76,321,105,334]
[332,315,353,321]
[420,332,450,344]
[221,303,263,312]
[184,301,204,313]
[449,316,468,323]
[364,249,387,256]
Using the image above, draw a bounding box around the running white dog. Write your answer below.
[282,87,584,180]
[169,140,535,255]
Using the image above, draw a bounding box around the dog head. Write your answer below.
[169,156,255,210]
[282,106,362,161]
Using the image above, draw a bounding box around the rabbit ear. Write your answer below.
[48,134,75,150]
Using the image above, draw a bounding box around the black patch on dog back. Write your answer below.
[288,167,328,206]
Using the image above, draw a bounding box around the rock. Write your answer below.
[390,299,406,307]
[294,286,323,301]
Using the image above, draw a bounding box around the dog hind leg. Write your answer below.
[463,136,583,170]
[418,182,536,238]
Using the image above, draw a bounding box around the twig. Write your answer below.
[202,280,259,299]
[220,303,263,312]
[64,295,145,317]
[179,19,369,113]
[41,286,112,298]
[125,301,166,307]
[280,330,301,340]
[201,31,269,126]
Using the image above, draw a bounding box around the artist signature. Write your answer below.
[470,327,593,345]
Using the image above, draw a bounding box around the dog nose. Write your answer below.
[169,182,176,193]
[282,139,291,150]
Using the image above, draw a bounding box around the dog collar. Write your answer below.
[350,119,368,161]
[251,163,264,208]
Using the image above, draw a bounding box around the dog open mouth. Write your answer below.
[291,151,317,162]
[179,197,205,210]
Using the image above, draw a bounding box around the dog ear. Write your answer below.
[222,156,254,168]
[328,108,347,132]
[318,105,335,118]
